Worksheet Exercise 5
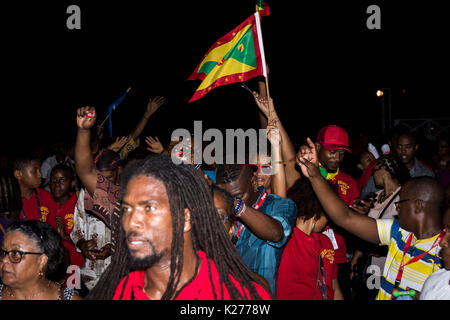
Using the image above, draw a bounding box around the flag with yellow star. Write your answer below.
[188,14,264,103]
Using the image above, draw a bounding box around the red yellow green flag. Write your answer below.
[188,14,264,103]
[256,0,270,17]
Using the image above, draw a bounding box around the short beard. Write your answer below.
[126,242,167,270]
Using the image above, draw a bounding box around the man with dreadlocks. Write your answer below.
[215,163,297,296]
[110,155,271,300]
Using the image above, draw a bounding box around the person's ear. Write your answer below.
[228,223,235,238]
[357,163,364,171]
[414,144,419,152]
[38,254,49,275]
[183,208,191,232]
[13,169,22,180]
[71,180,76,190]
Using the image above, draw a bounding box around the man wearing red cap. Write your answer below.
[314,125,360,300]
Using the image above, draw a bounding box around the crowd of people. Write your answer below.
[1,76,449,301]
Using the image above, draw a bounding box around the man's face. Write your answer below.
[49,169,73,200]
[217,170,253,206]
[17,160,42,189]
[438,139,449,157]
[396,135,418,167]
[395,186,416,232]
[121,175,172,269]
[440,209,450,270]
[316,144,345,173]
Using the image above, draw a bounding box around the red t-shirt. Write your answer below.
[55,192,85,268]
[277,227,337,300]
[113,251,272,300]
[326,170,359,263]
[20,188,57,229]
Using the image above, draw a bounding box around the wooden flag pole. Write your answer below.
[254,8,271,119]
[99,114,110,128]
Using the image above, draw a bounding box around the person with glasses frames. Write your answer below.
[0,220,81,300]
[297,138,446,300]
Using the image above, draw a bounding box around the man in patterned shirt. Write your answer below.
[297,138,446,300]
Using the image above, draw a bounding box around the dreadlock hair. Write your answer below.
[0,171,22,217]
[88,155,265,300]
[376,154,411,184]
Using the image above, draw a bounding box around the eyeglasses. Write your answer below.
[251,164,273,174]
[1,249,44,264]
[394,198,422,209]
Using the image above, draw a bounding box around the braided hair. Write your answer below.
[0,171,22,217]
[88,155,265,300]
[376,154,411,184]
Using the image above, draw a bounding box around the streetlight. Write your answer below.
[376,88,391,135]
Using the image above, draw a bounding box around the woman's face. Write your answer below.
[0,231,46,288]
[251,153,272,190]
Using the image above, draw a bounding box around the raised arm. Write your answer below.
[254,94,301,189]
[266,125,286,198]
[128,96,165,141]
[296,138,380,244]
[75,106,98,197]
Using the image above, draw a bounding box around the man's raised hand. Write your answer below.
[296,137,320,179]
[145,96,165,118]
[76,106,96,130]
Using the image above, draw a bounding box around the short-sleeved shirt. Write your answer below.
[84,172,121,254]
[233,187,297,296]
[113,251,272,300]
[55,192,85,268]
[322,170,360,264]
[20,188,57,229]
[420,268,450,300]
[376,219,443,300]
[277,227,338,300]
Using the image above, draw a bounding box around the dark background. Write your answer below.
[2,0,449,153]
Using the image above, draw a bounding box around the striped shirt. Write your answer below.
[376,219,443,300]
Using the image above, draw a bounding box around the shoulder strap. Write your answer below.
[379,189,400,219]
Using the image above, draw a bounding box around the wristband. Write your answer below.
[143,114,151,120]
[233,197,247,218]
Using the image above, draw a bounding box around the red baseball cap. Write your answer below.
[316,125,351,153]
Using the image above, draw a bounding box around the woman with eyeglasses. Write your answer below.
[350,154,411,300]
[0,220,82,300]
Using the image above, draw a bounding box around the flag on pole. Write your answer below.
[188,14,266,103]
[256,0,270,17]
[108,87,131,137]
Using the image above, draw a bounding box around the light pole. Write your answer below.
[376,88,391,135]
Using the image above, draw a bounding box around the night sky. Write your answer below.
[2,0,449,154]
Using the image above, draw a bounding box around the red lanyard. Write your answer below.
[232,190,268,244]
[393,227,446,296]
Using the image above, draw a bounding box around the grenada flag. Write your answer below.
[256,0,270,17]
[188,14,265,103]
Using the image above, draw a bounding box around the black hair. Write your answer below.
[5,220,69,282]
[88,155,265,300]
[376,154,411,184]
[94,149,121,171]
[287,178,326,221]
[215,163,252,185]
[50,163,75,180]
[11,151,39,172]
[0,171,22,215]
[211,184,235,224]
[404,176,445,214]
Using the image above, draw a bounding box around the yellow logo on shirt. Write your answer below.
[337,180,349,196]
[320,249,335,264]
[40,207,49,222]
[65,213,74,230]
